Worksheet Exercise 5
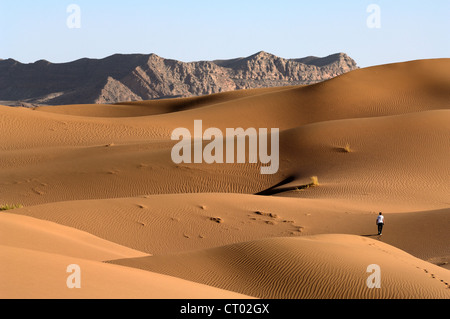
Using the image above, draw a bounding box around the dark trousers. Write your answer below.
[377,223,384,235]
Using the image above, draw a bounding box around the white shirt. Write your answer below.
[376,215,384,224]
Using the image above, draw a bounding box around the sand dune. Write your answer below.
[8,194,449,266]
[0,211,148,260]
[0,60,448,208]
[109,235,450,299]
[2,59,449,149]
[1,58,449,299]
[0,213,251,299]
[1,245,252,299]
[37,86,297,118]
[0,109,447,212]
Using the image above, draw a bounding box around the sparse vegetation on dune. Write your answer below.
[295,176,320,192]
[343,143,352,153]
[310,176,319,186]
[0,204,24,211]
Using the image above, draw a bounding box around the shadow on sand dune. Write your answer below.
[255,175,300,196]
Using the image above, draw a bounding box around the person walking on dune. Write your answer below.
[376,212,384,235]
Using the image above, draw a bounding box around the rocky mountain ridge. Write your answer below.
[0,51,358,105]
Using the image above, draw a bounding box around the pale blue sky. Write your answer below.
[0,0,449,67]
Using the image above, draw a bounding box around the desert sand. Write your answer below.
[1,59,449,299]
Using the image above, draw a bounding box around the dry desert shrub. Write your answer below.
[295,176,320,191]
[0,204,23,211]
[343,143,352,153]
[310,176,319,186]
